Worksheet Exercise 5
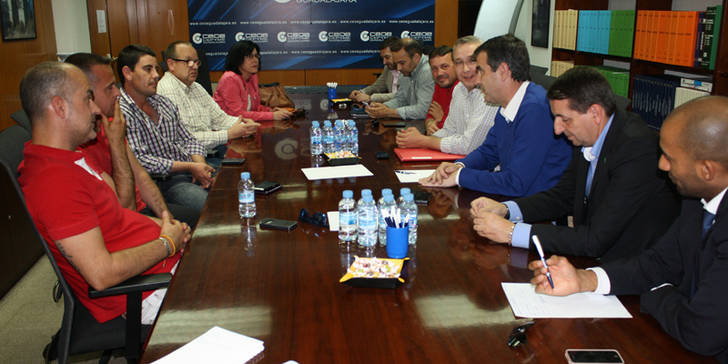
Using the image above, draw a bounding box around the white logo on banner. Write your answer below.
[277,32,310,43]
[400,30,410,38]
[192,33,202,44]
[235,32,245,41]
[319,31,328,42]
[361,30,392,42]
[237,32,269,43]
[319,31,350,42]
[274,0,292,3]
[277,31,287,42]
[401,30,432,41]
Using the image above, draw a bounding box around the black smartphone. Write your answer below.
[381,120,406,128]
[565,349,624,364]
[376,151,389,160]
[221,158,246,165]
[412,188,431,205]
[260,218,298,231]
[254,181,281,195]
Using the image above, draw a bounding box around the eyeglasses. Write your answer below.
[170,58,200,67]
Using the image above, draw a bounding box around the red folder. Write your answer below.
[393,148,466,162]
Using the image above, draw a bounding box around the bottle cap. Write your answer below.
[312,120,320,127]
[363,195,374,202]
[400,187,411,196]
[382,188,393,196]
[384,194,395,202]
[240,172,250,180]
[403,193,414,202]
[361,189,372,197]
[343,190,353,198]
[324,120,332,127]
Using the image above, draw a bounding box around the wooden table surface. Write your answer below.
[141,93,710,363]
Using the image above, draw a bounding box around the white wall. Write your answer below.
[51,0,92,58]
[513,0,555,70]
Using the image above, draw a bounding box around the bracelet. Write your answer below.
[159,234,176,257]
[158,237,172,257]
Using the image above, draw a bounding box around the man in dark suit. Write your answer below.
[470,67,679,262]
[531,95,728,362]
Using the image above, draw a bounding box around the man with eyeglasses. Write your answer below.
[157,41,259,167]
[395,36,498,155]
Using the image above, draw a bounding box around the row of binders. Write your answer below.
[632,74,711,129]
[550,61,629,98]
[553,6,723,70]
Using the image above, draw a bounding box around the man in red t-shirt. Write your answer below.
[65,53,199,228]
[18,61,191,324]
[422,45,458,134]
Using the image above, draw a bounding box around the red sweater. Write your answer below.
[427,80,458,128]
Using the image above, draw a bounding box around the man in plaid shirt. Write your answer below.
[118,44,211,220]
[157,41,259,168]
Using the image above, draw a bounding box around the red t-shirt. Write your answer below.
[80,122,146,212]
[427,80,459,129]
[19,143,180,323]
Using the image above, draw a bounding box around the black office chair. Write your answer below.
[0,159,171,364]
[0,124,30,179]
[161,47,213,96]
[10,109,31,132]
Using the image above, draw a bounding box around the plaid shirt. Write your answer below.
[157,72,238,152]
[120,88,206,176]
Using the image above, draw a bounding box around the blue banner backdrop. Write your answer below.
[188,0,435,71]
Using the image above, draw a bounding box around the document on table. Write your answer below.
[395,169,435,183]
[152,326,264,364]
[301,164,373,180]
[501,283,632,318]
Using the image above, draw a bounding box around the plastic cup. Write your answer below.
[386,226,409,259]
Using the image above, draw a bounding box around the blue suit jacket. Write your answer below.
[457,83,571,197]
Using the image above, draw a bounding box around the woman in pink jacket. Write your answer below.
[213,40,292,121]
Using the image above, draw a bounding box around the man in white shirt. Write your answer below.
[157,41,259,167]
[395,35,498,155]
[530,96,728,362]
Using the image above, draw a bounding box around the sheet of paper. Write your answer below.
[395,169,435,183]
[327,211,340,231]
[152,326,264,364]
[301,164,373,180]
[501,283,632,318]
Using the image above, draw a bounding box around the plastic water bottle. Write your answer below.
[238,172,256,218]
[400,193,418,245]
[398,187,411,205]
[347,120,359,156]
[322,120,335,153]
[357,190,378,247]
[334,120,345,152]
[310,120,323,155]
[378,193,396,246]
[338,190,357,242]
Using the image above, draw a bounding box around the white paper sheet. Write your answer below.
[152,326,264,364]
[395,169,435,183]
[501,283,632,318]
[327,211,339,231]
[301,164,373,180]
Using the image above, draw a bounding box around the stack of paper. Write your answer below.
[301,165,373,180]
[501,283,632,318]
[395,169,435,183]
[152,326,264,364]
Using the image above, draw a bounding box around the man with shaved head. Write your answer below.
[530,96,728,362]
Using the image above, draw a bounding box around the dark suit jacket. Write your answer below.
[603,196,728,362]
[514,109,680,262]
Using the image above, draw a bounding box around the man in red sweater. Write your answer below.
[423,45,458,134]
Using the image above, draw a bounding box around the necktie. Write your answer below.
[692,210,715,298]
[702,210,715,238]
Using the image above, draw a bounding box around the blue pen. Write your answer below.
[532,235,554,289]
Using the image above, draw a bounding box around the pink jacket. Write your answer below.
[213,71,274,120]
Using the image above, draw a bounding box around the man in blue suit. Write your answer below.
[420,35,571,197]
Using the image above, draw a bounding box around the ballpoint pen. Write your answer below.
[532,235,554,289]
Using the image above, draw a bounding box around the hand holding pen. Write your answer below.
[532,235,554,289]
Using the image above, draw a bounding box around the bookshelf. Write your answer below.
[551,0,728,106]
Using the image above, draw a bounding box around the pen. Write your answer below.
[532,235,554,289]
[396,170,416,175]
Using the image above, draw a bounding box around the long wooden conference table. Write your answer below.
[141,92,709,363]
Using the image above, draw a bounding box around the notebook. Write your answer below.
[394,148,466,162]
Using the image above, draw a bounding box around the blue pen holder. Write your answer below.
[386,226,408,259]
[327,86,337,100]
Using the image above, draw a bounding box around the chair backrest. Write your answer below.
[0,124,31,179]
[0,159,78,363]
[10,109,31,132]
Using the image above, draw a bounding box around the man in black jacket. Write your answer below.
[531,95,728,362]
[470,67,679,262]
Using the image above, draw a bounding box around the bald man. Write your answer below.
[530,96,728,362]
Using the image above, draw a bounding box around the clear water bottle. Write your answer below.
[357,192,378,247]
[400,193,418,245]
[398,187,411,205]
[378,193,396,246]
[310,120,323,155]
[338,190,357,242]
[334,120,345,152]
[238,172,256,218]
[322,120,335,154]
[347,120,359,156]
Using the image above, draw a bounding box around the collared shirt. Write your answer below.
[500,81,531,123]
[583,114,614,196]
[120,88,206,176]
[384,55,435,120]
[506,114,615,248]
[157,72,239,153]
[433,82,498,155]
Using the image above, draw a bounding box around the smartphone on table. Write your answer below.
[565,349,624,364]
